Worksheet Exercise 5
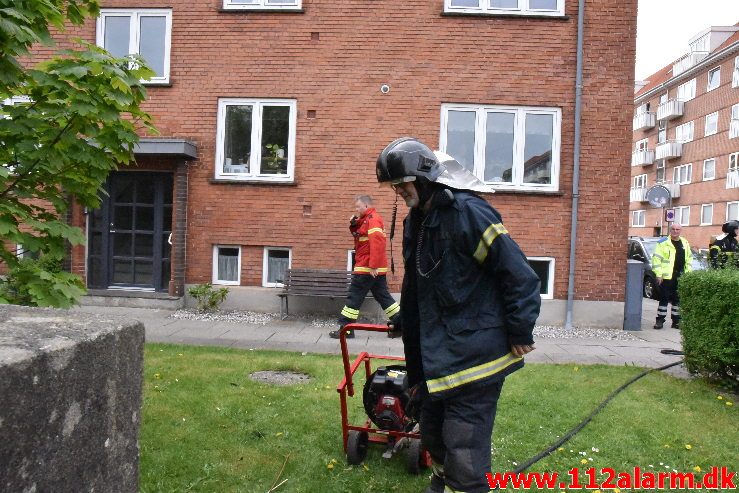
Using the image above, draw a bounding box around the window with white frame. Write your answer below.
[655,160,666,182]
[704,112,718,137]
[97,9,172,84]
[657,119,667,144]
[673,163,692,184]
[700,204,713,225]
[707,67,721,92]
[635,102,651,114]
[631,210,646,227]
[728,201,739,221]
[731,152,739,173]
[440,104,561,191]
[222,0,301,10]
[733,56,739,88]
[690,34,709,53]
[677,79,696,101]
[347,250,356,271]
[263,247,291,287]
[703,158,716,181]
[215,99,297,181]
[632,174,647,189]
[635,138,648,151]
[526,257,555,299]
[674,206,690,226]
[731,104,739,139]
[444,0,564,16]
[675,121,694,143]
[213,245,241,285]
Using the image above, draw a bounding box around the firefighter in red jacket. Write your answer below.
[329,195,400,339]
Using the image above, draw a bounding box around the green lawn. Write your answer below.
[140,344,737,493]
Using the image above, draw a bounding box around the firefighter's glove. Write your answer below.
[349,216,359,228]
[387,317,402,339]
[405,383,426,421]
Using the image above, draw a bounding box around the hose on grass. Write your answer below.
[512,359,685,474]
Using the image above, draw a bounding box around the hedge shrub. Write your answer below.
[678,268,739,391]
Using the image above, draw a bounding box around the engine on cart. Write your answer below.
[363,365,412,432]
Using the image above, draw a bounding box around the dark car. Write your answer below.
[628,236,707,299]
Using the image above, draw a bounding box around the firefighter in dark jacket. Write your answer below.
[329,195,400,339]
[709,220,738,269]
[376,138,541,493]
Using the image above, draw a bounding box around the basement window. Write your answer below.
[527,257,554,299]
[213,245,241,285]
[263,247,291,287]
[445,0,564,16]
[223,0,301,10]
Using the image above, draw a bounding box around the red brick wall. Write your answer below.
[630,50,739,250]
[27,0,636,302]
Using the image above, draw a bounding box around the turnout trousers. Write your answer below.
[656,278,680,326]
[421,380,504,493]
[338,274,400,327]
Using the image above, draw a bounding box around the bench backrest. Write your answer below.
[282,269,352,297]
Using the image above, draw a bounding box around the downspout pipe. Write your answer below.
[564,0,585,330]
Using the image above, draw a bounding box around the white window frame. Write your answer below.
[632,173,647,189]
[631,210,646,227]
[674,206,690,226]
[212,245,241,286]
[733,56,739,88]
[673,163,692,185]
[702,158,716,181]
[700,204,713,226]
[526,257,555,300]
[444,0,565,17]
[728,201,739,221]
[730,152,739,173]
[655,159,666,183]
[635,138,648,151]
[675,121,694,143]
[657,119,667,144]
[704,112,718,137]
[222,0,301,11]
[96,9,172,84]
[215,98,297,182]
[677,78,696,101]
[706,66,721,92]
[439,104,561,192]
[347,250,355,271]
[730,104,739,139]
[262,247,292,288]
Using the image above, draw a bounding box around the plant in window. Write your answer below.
[263,144,286,174]
[188,283,229,312]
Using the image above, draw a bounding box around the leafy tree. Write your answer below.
[0,0,155,307]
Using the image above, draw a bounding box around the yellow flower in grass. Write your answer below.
[693,466,702,473]
[580,459,588,465]
[685,444,692,450]
[727,401,734,406]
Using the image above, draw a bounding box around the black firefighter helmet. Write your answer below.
[722,220,739,236]
[376,137,444,184]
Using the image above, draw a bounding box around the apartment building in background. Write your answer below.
[630,24,739,251]
[15,0,637,325]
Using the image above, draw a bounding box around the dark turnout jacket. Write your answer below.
[400,189,541,398]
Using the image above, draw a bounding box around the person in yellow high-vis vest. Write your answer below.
[651,223,692,330]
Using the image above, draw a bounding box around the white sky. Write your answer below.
[636,0,739,80]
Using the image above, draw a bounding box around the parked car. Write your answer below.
[627,236,707,299]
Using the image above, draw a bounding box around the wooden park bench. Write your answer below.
[278,269,363,320]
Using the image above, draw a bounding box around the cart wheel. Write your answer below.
[405,438,424,475]
[347,430,369,465]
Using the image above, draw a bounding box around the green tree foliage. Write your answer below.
[0,0,155,307]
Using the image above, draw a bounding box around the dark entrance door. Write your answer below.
[88,172,173,292]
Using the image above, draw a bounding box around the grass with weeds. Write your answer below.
[141,344,737,492]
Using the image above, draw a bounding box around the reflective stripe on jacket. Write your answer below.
[350,207,389,275]
[651,236,692,280]
[399,190,541,397]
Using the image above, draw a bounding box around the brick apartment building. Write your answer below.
[17,0,637,324]
[630,25,739,251]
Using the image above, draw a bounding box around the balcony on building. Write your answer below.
[655,140,682,160]
[631,149,655,166]
[728,170,739,189]
[663,181,681,199]
[633,112,656,131]
[629,187,647,202]
[672,51,708,76]
[657,99,684,121]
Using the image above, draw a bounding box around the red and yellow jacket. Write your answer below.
[350,208,389,275]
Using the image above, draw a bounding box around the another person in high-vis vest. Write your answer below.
[329,195,400,339]
[376,138,541,493]
[651,223,692,330]
[709,220,738,269]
